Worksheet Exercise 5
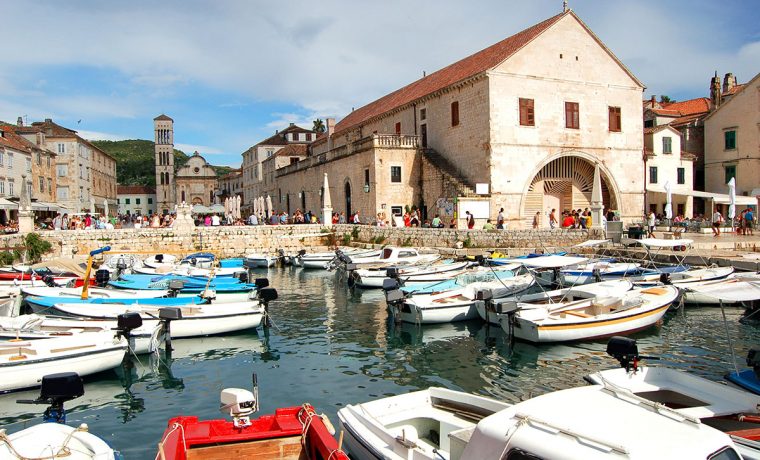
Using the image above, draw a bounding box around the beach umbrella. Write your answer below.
[104,199,109,217]
[235,195,241,220]
[259,196,265,216]
[253,196,258,216]
[728,177,736,221]
[266,195,273,218]
[664,181,673,220]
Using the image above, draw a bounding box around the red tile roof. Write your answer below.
[649,108,681,117]
[723,84,745,96]
[118,185,156,195]
[247,124,316,150]
[263,144,308,163]
[153,114,174,121]
[661,97,710,116]
[334,11,571,134]
[0,125,33,153]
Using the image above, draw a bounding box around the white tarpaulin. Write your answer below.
[687,278,760,302]
[638,238,694,248]
[572,239,611,248]
[502,255,588,269]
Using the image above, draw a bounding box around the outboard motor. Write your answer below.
[155,254,164,264]
[159,307,183,352]
[748,349,760,379]
[236,271,249,284]
[220,373,260,428]
[95,269,110,287]
[659,273,672,285]
[115,312,143,350]
[592,267,602,283]
[115,258,128,278]
[254,278,269,290]
[257,287,278,328]
[382,279,400,292]
[17,372,84,424]
[167,279,185,298]
[474,255,485,266]
[385,289,406,323]
[42,275,56,287]
[606,336,658,373]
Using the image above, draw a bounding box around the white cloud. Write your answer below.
[175,143,224,155]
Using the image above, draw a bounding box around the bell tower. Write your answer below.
[154,114,176,214]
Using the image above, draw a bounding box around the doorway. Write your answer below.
[420,124,427,148]
[344,181,352,217]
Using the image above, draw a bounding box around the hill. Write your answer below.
[91,140,190,186]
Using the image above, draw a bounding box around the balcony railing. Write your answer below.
[276,133,420,177]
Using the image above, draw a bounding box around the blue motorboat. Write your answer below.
[219,258,244,268]
[110,274,248,291]
[26,294,208,310]
[181,252,215,263]
[725,349,760,395]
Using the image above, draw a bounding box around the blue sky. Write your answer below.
[1,0,758,167]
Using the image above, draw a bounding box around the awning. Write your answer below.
[646,186,757,205]
[0,198,15,210]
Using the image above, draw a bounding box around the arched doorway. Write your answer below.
[523,155,618,225]
[344,181,352,217]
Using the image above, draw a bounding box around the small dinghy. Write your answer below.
[388,273,535,324]
[477,279,634,325]
[398,265,519,295]
[350,260,474,289]
[587,337,760,445]
[332,247,440,271]
[0,329,130,393]
[497,285,678,343]
[0,372,117,459]
[0,313,163,354]
[337,387,510,460]
[157,374,348,460]
[298,248,381,269]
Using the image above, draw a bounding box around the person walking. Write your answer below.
[532,212,540,229]
[647,210,656,238]
[466,211,475,229]
[549,209,557,229]
[496,208,505,230]
[745,208,754,236]
[711,209,723,237]
[52,213,62,230]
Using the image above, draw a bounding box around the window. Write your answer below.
[725,165,736,183]
[519,98,535,126]
[305,133,312,141]
[57,164,67,176]
[36,152,41,165]
[724,130,737,150]
[47,178,51,193]
[644,119,654,128]
[662,136,672,154]
[395,122,401,134]
[136,198,141,205]
[677,167,685,185]
[0,181,4,195]
[266,149,274,158]
[148,198,153,204]
[290,157,299,165]
[391,206,403,216]
[125,198,131,204]
[57,143,65,154]
[47,156,50,167]
[0,153,4,166]
[451,101,459,126]
[39,177,44,192]
[565,102,579,129]
[8,181,14,196]
[25,158,31,172]
[420,108,426,120]
[391,166,402,183]
[26,182,32,197]
[56,186,68,200]
[608,106,621,132]
[7,153,12,169]
[649,166,658,184]
[117,198,120,204]
[79,186,83,202]
[292,132,299,141]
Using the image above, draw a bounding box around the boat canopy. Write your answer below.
[687,279,760,302]
[572,239,610,248]
[638,238,694,248]
[504,255,587,269]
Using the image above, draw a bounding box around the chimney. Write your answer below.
[289,122,295,127]
[723,72,736,94]
[710,71,721,109]
[650,95,656,107]
[326,117,335,152]
[16,117,23,127]
[44,118,52,123]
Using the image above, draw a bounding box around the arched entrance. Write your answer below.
[192,197,203,205]
[523,155,618,224]
[344,181,352,217]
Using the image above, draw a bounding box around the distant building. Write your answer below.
[154,114,176,213]
[0,125,34,223]
[273,9,646,226]
[704,71,760,209]
[117,185,156,216]
[241,123,316,213]
[260,144,308,212]
[175,151,218,206]
[218,168,243,200]
[643,125,695,218]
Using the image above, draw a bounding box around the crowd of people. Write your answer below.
[548,207,604,230]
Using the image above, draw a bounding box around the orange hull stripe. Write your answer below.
[536,304,670,331]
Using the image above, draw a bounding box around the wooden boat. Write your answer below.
[338,387,510,460]
[389,273,535,324]
[498,285,678,342]
[350,260,474,289]
[22,285,171,300]
[0,331,128,392]
[0,373,117,459]
[157,377,348,460]
[587,337,760,445]
[477,279,634,325]
[0,313,164,354]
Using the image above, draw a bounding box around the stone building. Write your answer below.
[241,123,316,213]
[117,185,156,216]
[260,144,308,212]
[0,125,34,222]
[218,168,243,201]
[704,71,760,205]
[643,125,695,218]
[274,9,645,227]
[176,151,218,206]
[154,114,176,213]
[5,121,57,206]
[20,118,116,214]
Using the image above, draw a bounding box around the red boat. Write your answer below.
[157,380,349,460]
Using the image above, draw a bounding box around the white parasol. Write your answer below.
[235,195,241,220]
[728,177,736,221]
[266,195,273,218]
[664,181,673,220]
[89,197,95,215]
[104,199,109,217]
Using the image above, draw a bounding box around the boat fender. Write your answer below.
[200,289,216,300]
[320,413,336,435]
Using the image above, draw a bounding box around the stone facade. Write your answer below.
[91,146,117,215]
[704,72,760,198]
[175,152,218,206]
[218,168,243,201]
[154,115,176,213]
[117,185,156,216]
[644,125,694,218]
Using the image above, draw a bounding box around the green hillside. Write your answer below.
[91,139,189,186]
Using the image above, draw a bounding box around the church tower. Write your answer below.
[154,114,176,214]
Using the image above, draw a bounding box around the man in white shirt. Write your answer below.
[647,211,656,238]
[712,210,723,237]
[211,214,220,226]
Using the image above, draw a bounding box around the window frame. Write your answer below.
[677,167,685,185]
[608,106,621,132]
[662,136,672,154]
[724,130,737,150]
[565,101,579,129]
[451,101,460,127]
[725,165,737,183]
[519,98,535,127]
[390,165,402,183]
[649,166,658,184]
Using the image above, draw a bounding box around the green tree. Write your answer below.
[659,95,674,103]
[312,119,326,133]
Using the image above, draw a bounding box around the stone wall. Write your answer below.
[0,225,590,261]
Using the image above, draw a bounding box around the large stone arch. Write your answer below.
[520,152,621,225]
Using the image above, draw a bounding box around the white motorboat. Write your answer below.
[22,285,171,300]
[143,253,178,268]
[634,265,735,286]
[337,387,511,460]
[298,248,382,269]
[477,279,634,325]
[0,332,127,392]
[335,247,440,271]
[243,253,278,268]
[0,373,117,459]
[389,273,535,324]
[99,253,145,275]
[338,381,754,460]
[560,261,641,285]
[499,284,678,343]
[47,292,276,338]
[0,314,164,354]
[350,260,474,289]
[681,273,760,305]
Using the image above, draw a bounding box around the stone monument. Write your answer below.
[18,174,34,233]
[172,201,196,234]
[321,173,333,226]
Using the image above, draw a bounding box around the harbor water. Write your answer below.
[1,267,759,459]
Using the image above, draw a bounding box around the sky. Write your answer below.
[1,0,758,167]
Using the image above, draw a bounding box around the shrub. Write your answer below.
[23,233,52,263]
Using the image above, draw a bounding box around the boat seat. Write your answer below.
[562,310,592,318]
[449,426,475,460]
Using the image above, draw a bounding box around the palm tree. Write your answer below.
[312,119,326,133]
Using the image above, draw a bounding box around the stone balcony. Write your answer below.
[276,134,420,177]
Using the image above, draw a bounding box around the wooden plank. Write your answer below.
[186,436,305,460]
